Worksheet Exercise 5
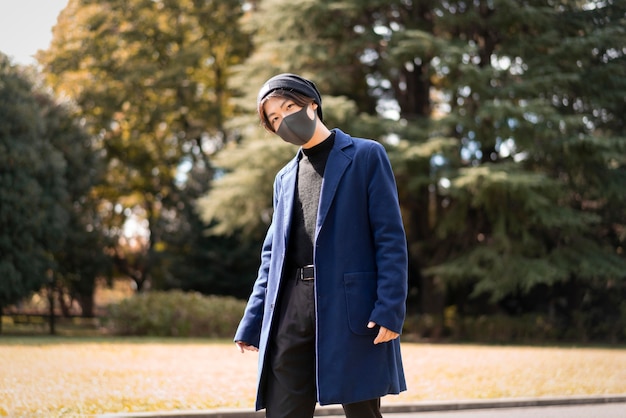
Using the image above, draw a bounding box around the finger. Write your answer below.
[374,327,399,344]
[384,332,399,342]
[367,321,376,329]
[240,343,259,352]
[374,327,387,344]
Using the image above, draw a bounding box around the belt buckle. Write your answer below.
[300,265,314,281]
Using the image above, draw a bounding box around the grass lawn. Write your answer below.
[1,338,625,417]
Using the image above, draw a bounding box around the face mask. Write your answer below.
[276,105,317,146]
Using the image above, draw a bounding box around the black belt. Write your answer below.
[296,265,315,281]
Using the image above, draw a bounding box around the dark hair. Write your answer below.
[258,89,314,132]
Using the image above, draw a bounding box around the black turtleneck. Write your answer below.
[286,132,336,269]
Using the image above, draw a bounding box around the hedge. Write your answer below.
[107,290,246,338]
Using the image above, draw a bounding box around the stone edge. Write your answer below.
[98,394,626,418]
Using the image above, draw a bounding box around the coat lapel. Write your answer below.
[279,156,299,245]
[316,130,353,236]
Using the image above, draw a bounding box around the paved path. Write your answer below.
[327,403,626,418]
[100,395,626,418]
[321,397,626,418]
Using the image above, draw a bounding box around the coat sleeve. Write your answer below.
[233,177,279,347]
[366,142,408,334]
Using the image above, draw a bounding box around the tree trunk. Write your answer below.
[59,290,72,317]
[78,293,95,318]
[48,285,56,335]
[420,275,445,339]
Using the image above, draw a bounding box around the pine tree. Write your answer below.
[202,0,626,339]
[411,0,626,335]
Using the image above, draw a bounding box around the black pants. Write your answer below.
[265,270,382,418]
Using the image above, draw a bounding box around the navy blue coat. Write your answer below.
[234,128,408,408]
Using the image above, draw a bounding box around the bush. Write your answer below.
[107,290,246,338]
[403,312,561,344]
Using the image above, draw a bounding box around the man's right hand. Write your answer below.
[235,341,259,353]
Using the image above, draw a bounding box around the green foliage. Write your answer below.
[43,89,111,317]
[0,66,45,306]
[107,290,246,338]
[213,0,626,342]
[0,53,109,317]
[27,0,625,343]
[425,163,624,300]
[0,55,68,309]
[404,313,562,344]
[405,289,626,344]
[393,1,625,318]
[197,133,294,240]
[39,0,253,293]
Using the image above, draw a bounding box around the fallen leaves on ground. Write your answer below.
[1,340,625,417]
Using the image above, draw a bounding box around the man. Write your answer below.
[234,73,408,418]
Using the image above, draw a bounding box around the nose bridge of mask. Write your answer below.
[276,105,317,146]
[278,104,307,128]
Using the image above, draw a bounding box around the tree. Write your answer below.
[0,53,107,325]
[198,0,411,245]
[199,0,626,340]
[404,0,626,336]
[200,0,448,310]
[42,98,111,317]
[0,54,67,322]
[39,0,252,292]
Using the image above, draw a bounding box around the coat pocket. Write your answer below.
[343,272,378,335]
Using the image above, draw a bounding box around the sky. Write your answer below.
[0,0,69,66]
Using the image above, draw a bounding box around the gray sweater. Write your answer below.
[286,133,336,269]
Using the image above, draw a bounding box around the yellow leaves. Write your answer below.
[394,344,626,404]
[1,341,625,416]
[0,342,258,417]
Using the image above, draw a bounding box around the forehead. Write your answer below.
[263,96,290,115]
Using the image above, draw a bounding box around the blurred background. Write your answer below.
[1,0,624,343]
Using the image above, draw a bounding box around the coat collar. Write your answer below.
[279,129,354,241]
[316,129,353,234]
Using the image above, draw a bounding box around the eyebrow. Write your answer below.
[265,99,290,120]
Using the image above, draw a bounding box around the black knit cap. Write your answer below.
[257,73,323,121]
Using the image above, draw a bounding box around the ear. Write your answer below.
[307,102,318,121]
